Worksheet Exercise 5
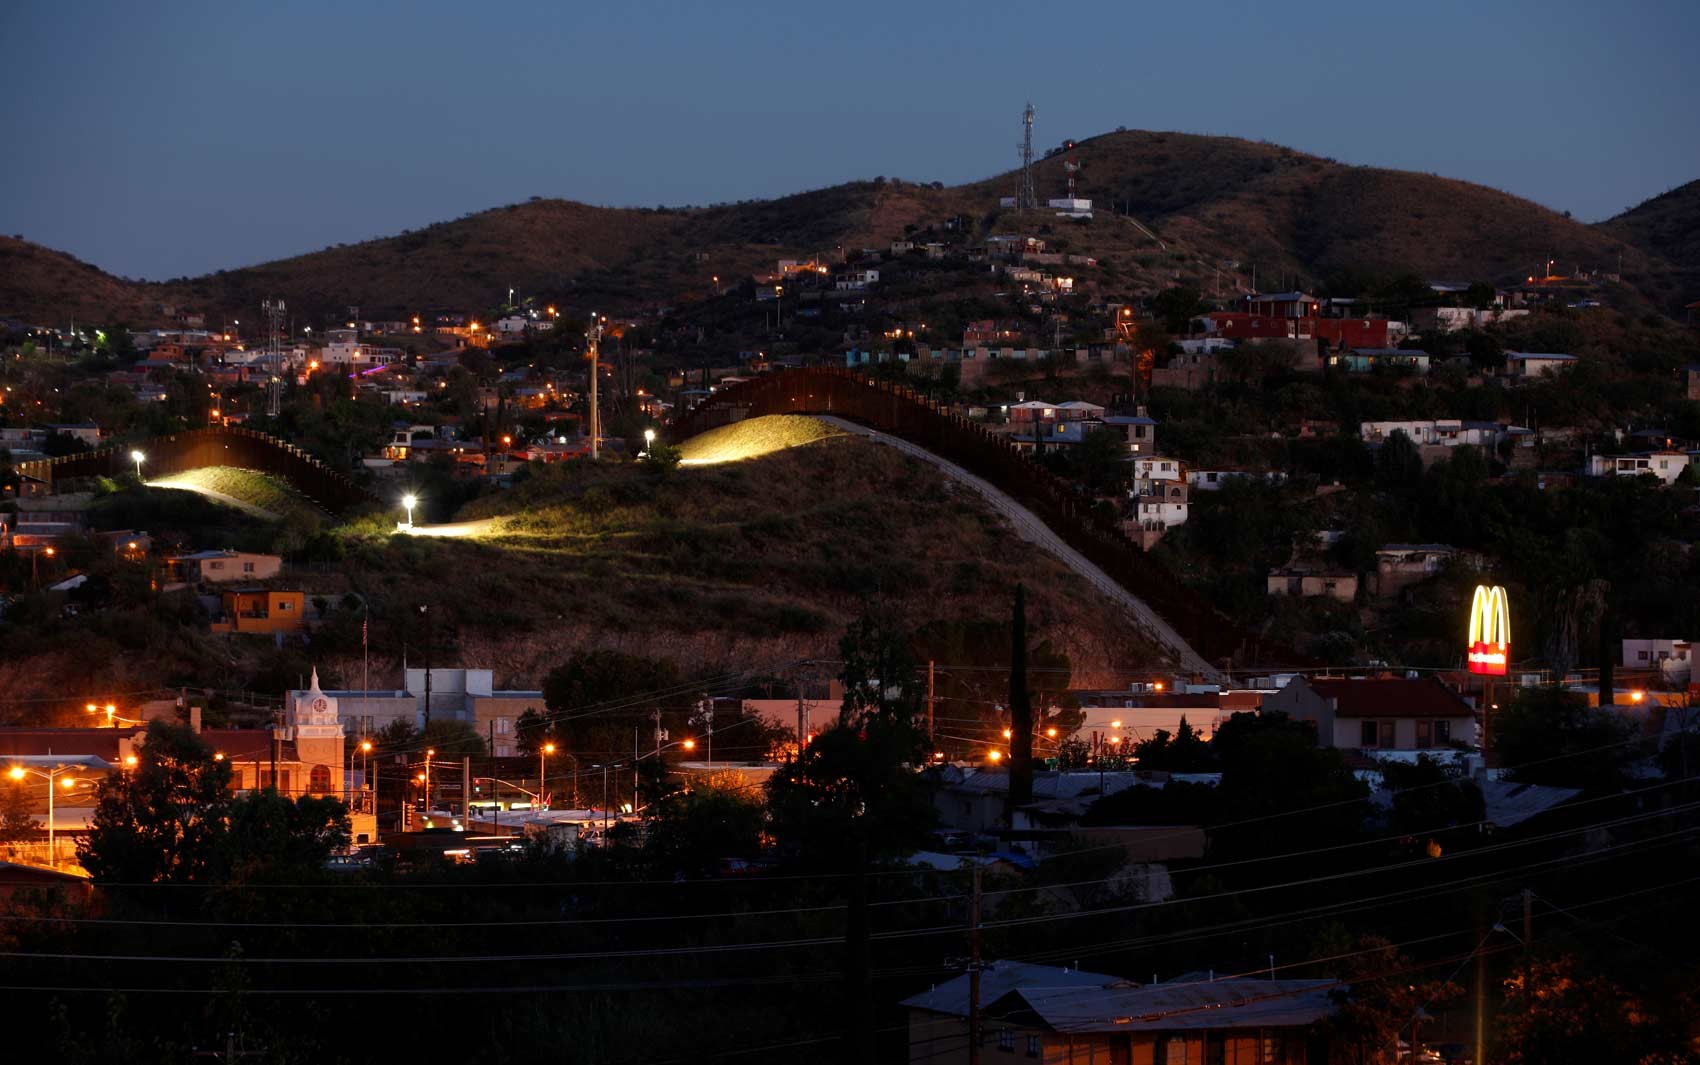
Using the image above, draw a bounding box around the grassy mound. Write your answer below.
[148,466,324,522]
[676,414,846,466]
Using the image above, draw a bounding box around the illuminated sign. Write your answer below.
[1467,585,1510,676]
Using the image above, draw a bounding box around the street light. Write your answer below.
[642,428,656,456]
[130,449,145,480]
[401,493,417,530]
[541,742,555,809]
[7,763,84,869]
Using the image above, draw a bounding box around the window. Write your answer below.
[1161,1036,1188,1064]
[1026,1034,1041,1058]
[278,600,293,611]
[1380,721,1395,748]
[1361,720,1379,747]
[209,561,224,570]
[496,718,511,734]
[998,1030,1014,1052]
[1435,720,1451,745]
[1416,720,1433,749]
[243,562,255,573]
[309,765,332,795]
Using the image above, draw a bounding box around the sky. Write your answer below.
[2,0,1697,281]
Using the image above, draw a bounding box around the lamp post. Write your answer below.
[401,493,417,531]
[359,740,373,812]
[7,763,82,869]
[130,449,145,480]
[642,428,655,457]
[540,742,555,809]
[31,545,55,589]
[423,748,435,813]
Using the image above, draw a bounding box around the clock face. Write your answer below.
[312,698,329,713]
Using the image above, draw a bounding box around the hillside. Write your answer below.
[318,432,1168,690]
[1598,178,1700,301]
[3,129,1691,325]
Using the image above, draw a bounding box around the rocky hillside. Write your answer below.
[3,130,1692,324]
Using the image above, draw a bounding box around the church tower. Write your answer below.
[289,668,346,792]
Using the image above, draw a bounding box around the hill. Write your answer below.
[676,415,846,466]
[319,431,1167,690]
[1598,178,1700,302]
[2,129,1691,324]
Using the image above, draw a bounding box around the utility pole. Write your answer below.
[419,604,433,730]
[588,314,603,460]
[968,864,984,1065]
[461,757,471,821]
[927,660,936,750]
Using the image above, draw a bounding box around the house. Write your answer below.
[1267,566,1359,603]
[1151,350,1221,391]
[1621,637,1693,667]
[1359,420,1501,450]
[834,268,880,291]
[1102,412,1158,454]
[169,549,282,584]
[903,961,1336,1065]
[1327,348,1430,374]
[1586,451,1690,485]
[210,588,308,634]
[1202,311,1391,350]
[1504,351,1578,379]
[1371,544,1458,598]
[1262,675,1478,754]
[41,422,102,447]
[1189,469,1287,492]
[1686,365,1700,403]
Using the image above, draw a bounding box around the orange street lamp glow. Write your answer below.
[1002,728,1012,739]
[6,767,23,781]
[124,755,138,767]
[1109,736,1122,746]
[1153,681,1165,692]
[1110,720,1123,729]
[1630,691,1645,704]
[1046,727,1058,738]
[987,750,1003,763]
[682,739,696,751]
[213,752,225,761]
[360,741,373,753]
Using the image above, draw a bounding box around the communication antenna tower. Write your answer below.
[1017,102,1037,212]
[1064,139,1080,200]
[262,298,286,418]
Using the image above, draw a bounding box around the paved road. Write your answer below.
[816,416,1221,680]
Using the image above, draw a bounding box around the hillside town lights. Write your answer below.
[1467,585,1511,676]
[9,763,83,868]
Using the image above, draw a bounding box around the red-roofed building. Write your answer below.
[1261,675,1477,753]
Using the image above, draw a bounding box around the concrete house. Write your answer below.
[210,588,308,635]
[903,961,1335,1065]
[170,549,282,584]
[1262,675,1478,754]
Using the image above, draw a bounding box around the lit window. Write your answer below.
[998,1030,1014,1052]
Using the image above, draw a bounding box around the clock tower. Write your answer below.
[289,668,346,772]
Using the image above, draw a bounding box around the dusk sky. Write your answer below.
[3,0,1696,282]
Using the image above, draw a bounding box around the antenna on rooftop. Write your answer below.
[262,298,287,418]
[1017,102,1038,213]
[1064,139,1080,201]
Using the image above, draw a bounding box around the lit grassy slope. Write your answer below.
[147,466,324,522]
[332,433,1166,687]
[675,414,846,466]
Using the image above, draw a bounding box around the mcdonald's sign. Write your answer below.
[1467,585,1511,676]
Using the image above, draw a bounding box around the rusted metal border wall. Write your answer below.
[670,367,1286,668]
[13,426,377,515]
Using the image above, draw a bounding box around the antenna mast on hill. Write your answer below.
[1017,102,1038,213]
[262,298,286,418]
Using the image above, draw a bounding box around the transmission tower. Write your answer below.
[262,299,286,417]
[1016,102,1038,212]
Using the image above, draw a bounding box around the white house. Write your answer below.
[1586,451,1690,484]
[1131,456,1183,483]
[1188,469,1288,492]
[1360,420,1502,449]
[1505,352,1579,378]
[1621,638,1692,667]
[834,268,880,291]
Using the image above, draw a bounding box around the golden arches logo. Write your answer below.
[1467,584,1510,675]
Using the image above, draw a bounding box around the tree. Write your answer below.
[78,720,234,885]
[0,779,36,844]
[1498,952,1681,1065]
[1319,933,1462,1065]
[222,790,351,882]
[1151,286,1203,333]
[1375,430,1424,501]
[1466,330,1505,371]
[542,649,680,757]
[643,777,764,877]
[837,599,921,725]
[1492,687,1632,790]
[1133,716,1216,772]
